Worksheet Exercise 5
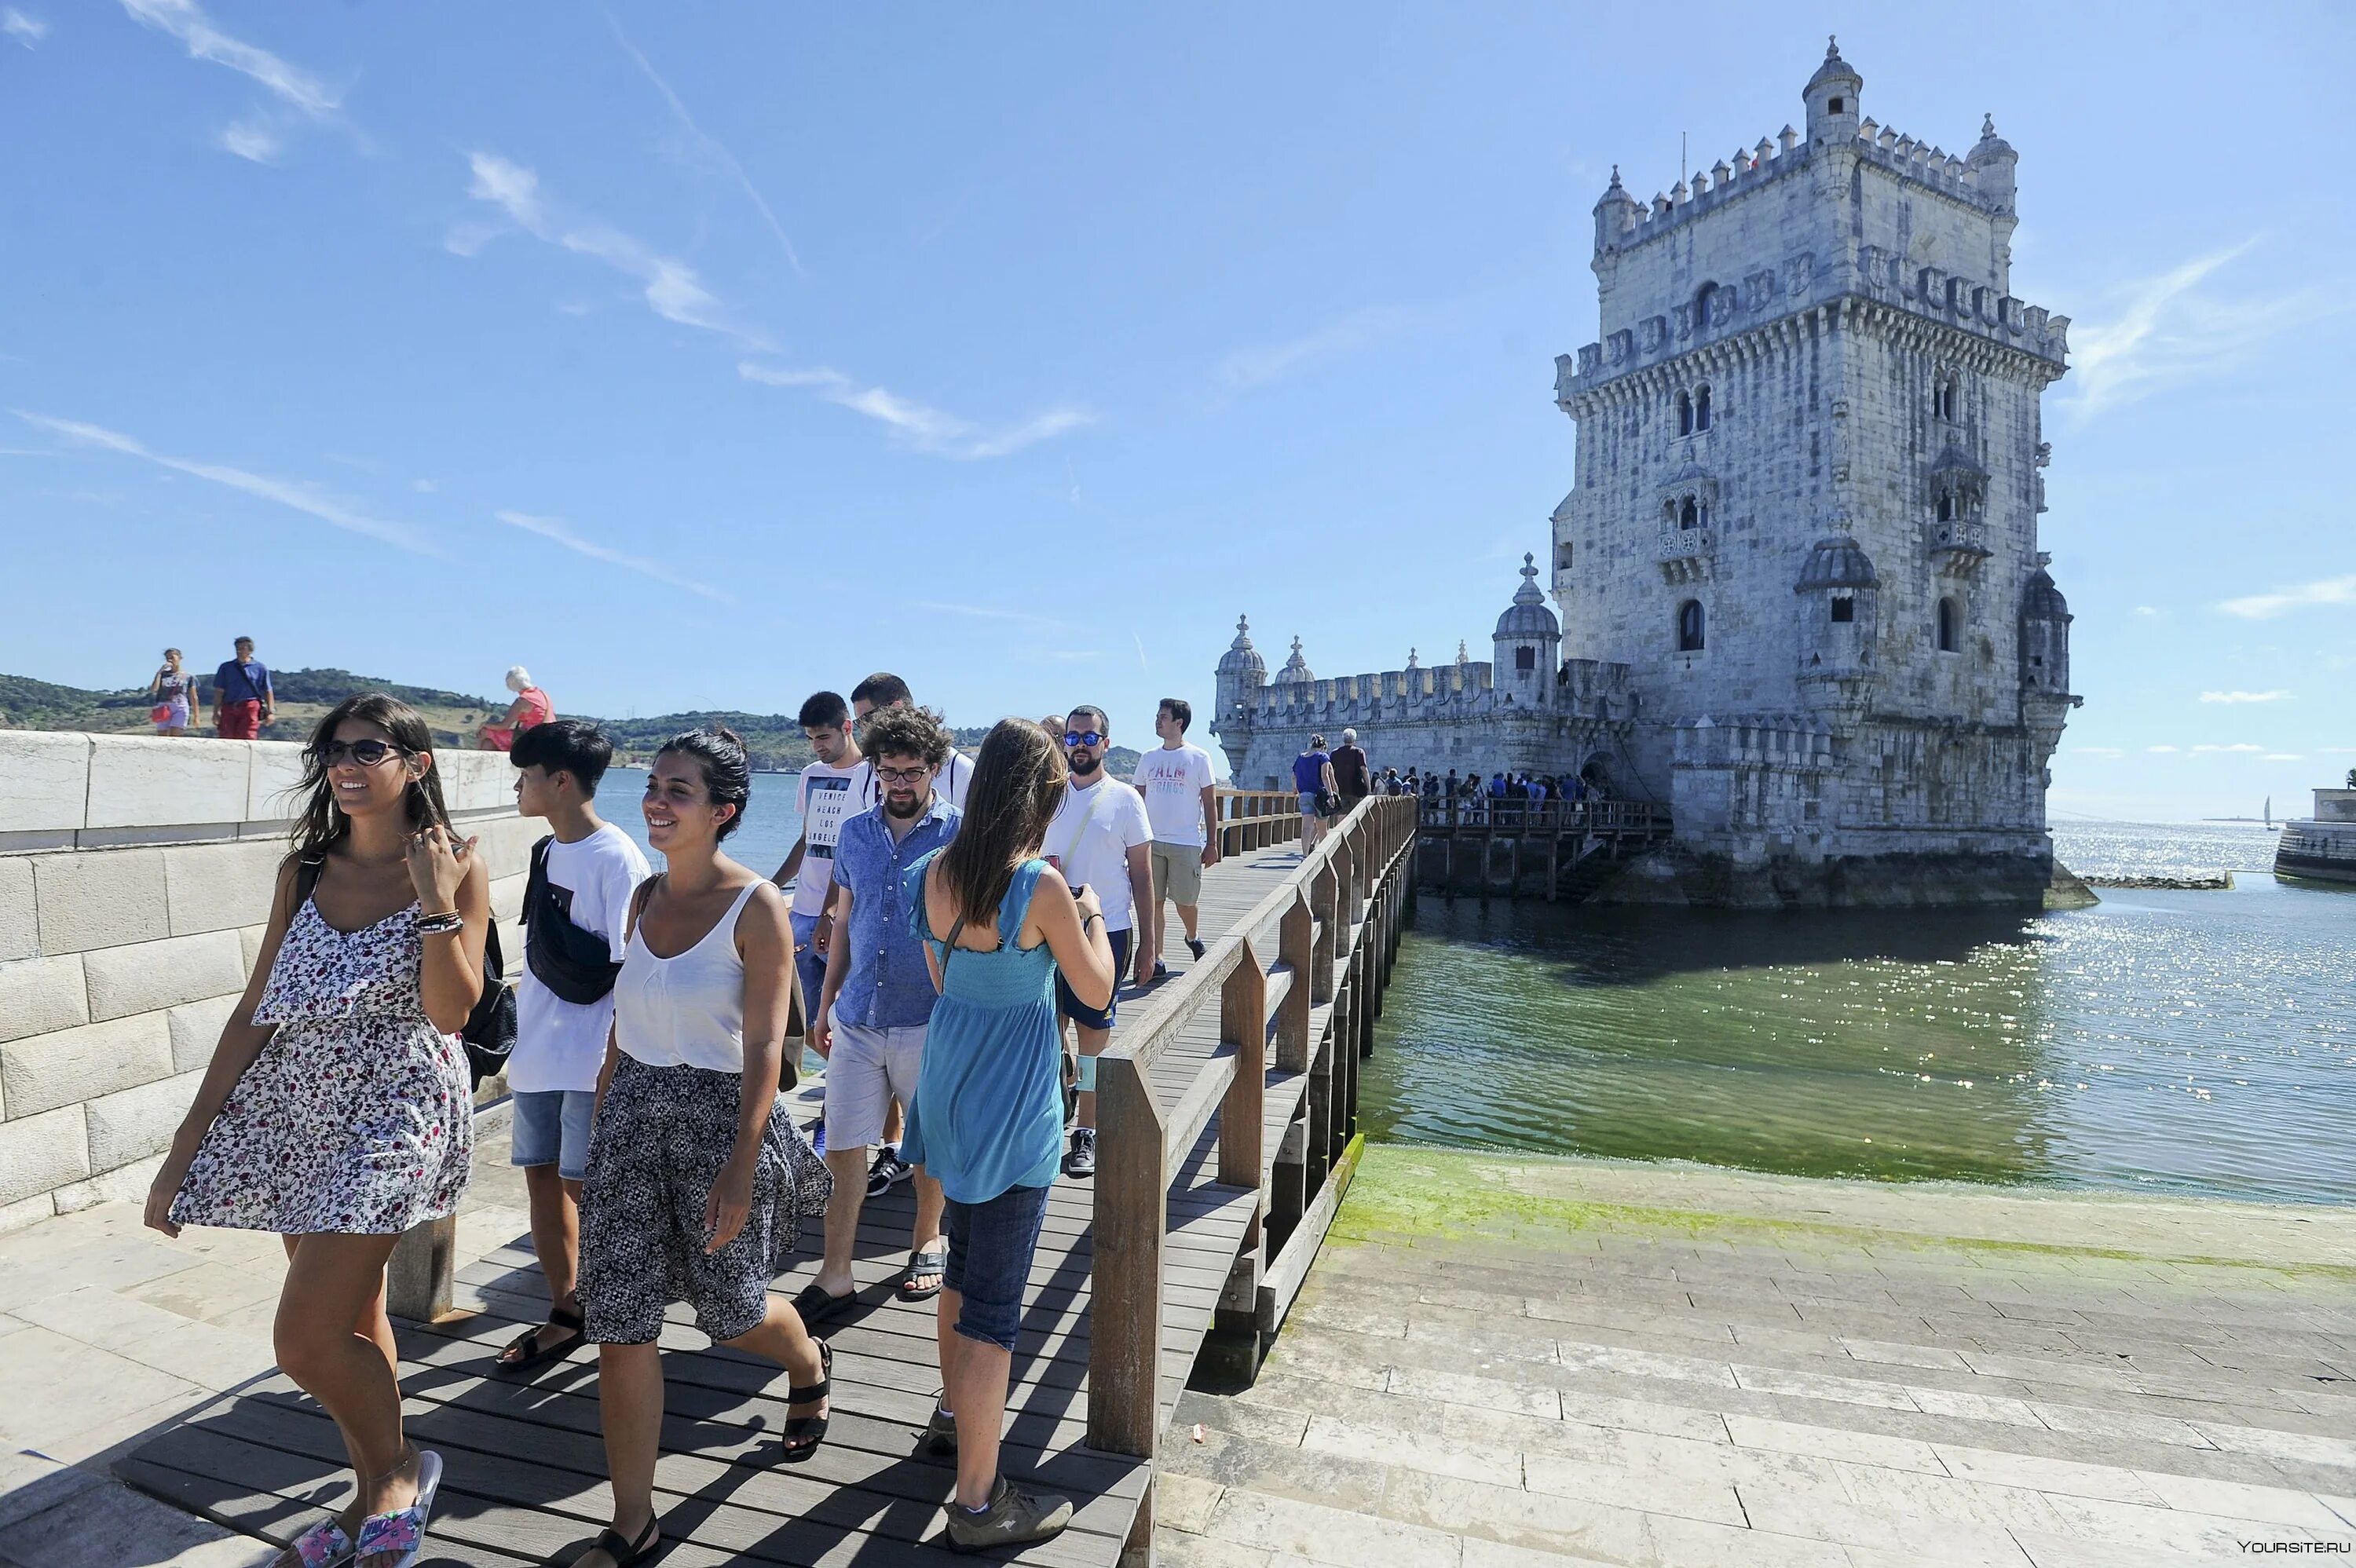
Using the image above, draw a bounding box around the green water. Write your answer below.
[1364,823,2356,1206]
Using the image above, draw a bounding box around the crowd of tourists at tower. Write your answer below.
[141,671,1234,1566]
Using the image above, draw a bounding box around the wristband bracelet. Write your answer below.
[415,910,464,935]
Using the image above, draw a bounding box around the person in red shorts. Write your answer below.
[210,637,274,740]
[477,665,554,751]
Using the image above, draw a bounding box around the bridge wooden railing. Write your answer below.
[1213,787,1301,854]
[1087,795,1418,1544]
[1416,795,1671,834]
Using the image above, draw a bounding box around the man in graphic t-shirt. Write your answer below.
[494,719,649,1373]
[1131,696,1220,981]
[773,691,863,1018]
[1047,705,1155,1180]
[211,637,274,740]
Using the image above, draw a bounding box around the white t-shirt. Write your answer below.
[792,760,860,918]
[1045,775,1154,934]
[1132,742,1216,848]
[510,821,651,1095]
[831,749,970,888]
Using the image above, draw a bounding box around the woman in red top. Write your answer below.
[477,665,554,751]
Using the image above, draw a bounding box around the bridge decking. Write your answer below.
[116,827,1374,1567]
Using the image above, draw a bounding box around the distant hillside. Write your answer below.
[2,672,1139,775]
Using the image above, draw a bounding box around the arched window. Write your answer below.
[1677,389,1694,436]
[1677,599,1706,652]
[1694,383,1713,431]
[1678,496,1699,530]
[1934,373,1959,422]
[1937,492,1955,523]
[1515,645,1536,671]
[1830,597,1855,623]
[1936,597,1959,652]
[1695,282,1720,331]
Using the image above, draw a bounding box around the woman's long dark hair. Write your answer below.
[936,717,1066,927]
[284,694,452,864]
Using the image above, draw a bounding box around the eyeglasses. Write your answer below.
[1063,730,1105,749]
[874,764,932,785]
[313,739,404,768]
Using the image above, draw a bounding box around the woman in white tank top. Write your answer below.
[569,728,832,1568]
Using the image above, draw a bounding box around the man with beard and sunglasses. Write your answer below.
[801,704,959,1321]
[1043,705,1154,1179]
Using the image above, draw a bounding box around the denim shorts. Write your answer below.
[510,1088,596,1182]
[1054,927,1128,1032]
[1298,790,1319,819]
[942,1183,1052,1351]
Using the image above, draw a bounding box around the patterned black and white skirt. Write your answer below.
[576,1055,831,1345]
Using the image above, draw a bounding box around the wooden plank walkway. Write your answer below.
[115,828,1369,1567]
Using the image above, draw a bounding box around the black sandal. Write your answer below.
[547,1513,660,1566]
[898,1242,947,1301]
[781,1340,832,1463]
[788,1281,854,1329]
[495,1305,584,1375]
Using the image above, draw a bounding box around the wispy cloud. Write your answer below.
[2,8,47,46]
[2219,573,2356,620]
[1220,306,1407,391]
[2190,743,2265,754]
[119,0,348,160]
[495,510,729,602]
[16,411,435,554]
[2199,689,2292,704]
[2263,754,2304,762]
[455,152,764,349]
[741,362,1091,460]
[598,4,802,277]
[2065,240,2329,418]
[914,599,1055,627]
[218,116,280,163]
[2146,745,2179,754]
[2133,605,2160,617]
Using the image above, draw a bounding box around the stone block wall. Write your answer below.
[0,733,536,1230]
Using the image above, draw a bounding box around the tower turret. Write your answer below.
[1592,165,1641,256]
[2019,568,2080,788]
[1492,554,1562,707]
[1210,614,1267,775]
[1802,35,1862,145]
[1794,536,1882,723]
[1276,636,1314,685]
[1967,112,2018,210]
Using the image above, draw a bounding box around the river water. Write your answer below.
[602,777,2350,1206]
[1366,822,2356,1206]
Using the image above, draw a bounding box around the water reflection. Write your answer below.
[1365,850,2356,1204]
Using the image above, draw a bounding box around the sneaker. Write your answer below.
[1151,959,1169,981]
[1063,1127,1097,1180]
[943,1475,1072,1553]
[807,1116,826,1157]
[1186,937,1206,960]
[924,1394,958,1457]
[867,1147,914,1197]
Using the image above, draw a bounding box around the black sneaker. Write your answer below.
[924,1394,958,1457]
[1063,1127,1097,1180]
[943,1475,1072,1553]
[1186,937,1206,960]
[1151,959,1170,981]
[867,1146,913,1197]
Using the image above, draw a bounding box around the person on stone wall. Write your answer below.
[477,665,554,752]
[147,693,490,1568]
[210,635,274,740]
[146,647,197,736]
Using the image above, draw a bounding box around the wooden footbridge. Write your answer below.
[119,792,1418,1567]
[1416,795,1672,901]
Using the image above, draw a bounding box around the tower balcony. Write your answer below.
[1929,517,1991,576]
[1656,527,1715,584]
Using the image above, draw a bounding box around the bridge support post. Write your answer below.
[1088,1056,1165,1461]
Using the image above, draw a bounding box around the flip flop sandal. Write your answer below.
[542,1513,663,1567]
[282,1519,353,1568]
[493,1306,585,1375]
[352,1449,442,1568]
[781,1340,832,1463]
[788,1281,854,1329]
[898,1243,948,1301]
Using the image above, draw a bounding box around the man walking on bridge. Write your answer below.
[1332,728,1371,811]
[1132,697,1220,981]
[1048,706,1154,1179]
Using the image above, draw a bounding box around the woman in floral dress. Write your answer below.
[146,693,489,1568]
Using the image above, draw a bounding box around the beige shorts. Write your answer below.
[1149,840,1205,905]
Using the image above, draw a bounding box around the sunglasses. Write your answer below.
[313,739,405,768]
[874,764,933,785]
[1063,730,1105,748]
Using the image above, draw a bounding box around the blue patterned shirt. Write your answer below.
[829,795,961,1029]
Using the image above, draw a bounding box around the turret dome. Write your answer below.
[1805,35,1861,97]
[1493,554,1560,640]
[1216,615,1266,679]
[1967,113,2017,166]
[1276,636,1314,684]
[2021,568,2069,620]
[1795,536,1881,591]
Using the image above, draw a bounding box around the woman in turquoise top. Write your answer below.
[903,718,1115,1553]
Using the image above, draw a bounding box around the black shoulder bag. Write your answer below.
[521,835,629,1006]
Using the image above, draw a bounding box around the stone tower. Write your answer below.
[1551,38,2080,904]
[1492,554,1562,707]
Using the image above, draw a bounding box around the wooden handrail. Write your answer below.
[1088,794,1418,1464]
[1415,795,1671,833]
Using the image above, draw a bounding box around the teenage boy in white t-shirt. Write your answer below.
[1131,696,1221,981]
[496,719,649,1373]
[1045,705,1154,1179]
[772,691,862,1022]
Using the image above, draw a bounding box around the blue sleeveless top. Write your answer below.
[900,853,1063,1202]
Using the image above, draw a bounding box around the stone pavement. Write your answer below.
[0,1106,532,1567]
[1159,1149,2356,1568]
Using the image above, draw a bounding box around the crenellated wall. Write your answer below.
[0,734,537,1230]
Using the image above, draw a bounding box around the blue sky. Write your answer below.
[2,2,2349,820]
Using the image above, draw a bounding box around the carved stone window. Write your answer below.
[1677,599,1706,652]
[1831,597,1855,623]
[1677,389,1694,436]
[1694,382,1713,431]
[1937,597,1961,653]
[1556,542,1574,571]
[1515,646,1536,671]
[1933,370,1961,422]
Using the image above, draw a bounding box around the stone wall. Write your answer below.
[0,734,537,1230]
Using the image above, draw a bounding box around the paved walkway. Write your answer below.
[1161,1149,2356,1568]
